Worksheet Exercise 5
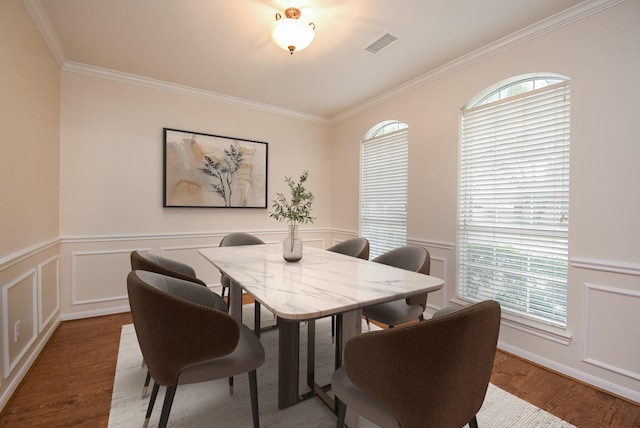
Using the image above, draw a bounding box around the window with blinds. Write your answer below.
[457,78,570,326]
[361,125,408,260]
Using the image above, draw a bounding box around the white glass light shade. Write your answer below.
[270,18,315,54]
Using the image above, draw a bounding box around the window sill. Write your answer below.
[449,297,573,345]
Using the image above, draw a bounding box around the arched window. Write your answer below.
[361,121,408,259]
[457,74,570,326]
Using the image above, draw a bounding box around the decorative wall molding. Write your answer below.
[60,305,130,322]
[63,61,329,124]
[426,255,448,311]
[37,255,59,334]
[27,0,624,124]
[2,269,38,378]
[70,249,131,305]
[0,315,59,412]
[60,227,331,245]
[333,0,626,122]
[408,237,455,251]
[499,340,640,404]
[23,0,66,67]
[583,282,640,381]
[570,256,640,276]
[0,238,58,271]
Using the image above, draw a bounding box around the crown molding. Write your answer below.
[62,62,330,124]
[24,0,66,67]
[331,0,627,123]
[25,0,327,124]
[26,0,625,125]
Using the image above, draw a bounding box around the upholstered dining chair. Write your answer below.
[327,237,370,341]
[130,250,228,397]
[327,237,370,260]
[130,250,210,287]
[218,232,265,298]
[127,270,265,428]
[219,232,270,336]
[362,245,431,329]
[332,300,501,428]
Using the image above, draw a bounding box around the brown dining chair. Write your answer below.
[218,232,265,299]
[362,245,431,329]
[332,300,501,428]
[327,237,370,260]
[130,250,228,396]
[219,232,272,337]
[327,237,370,341]
[131,250,208,287]
[127,270,265,428]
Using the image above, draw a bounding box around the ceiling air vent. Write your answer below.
[364,33,399,54]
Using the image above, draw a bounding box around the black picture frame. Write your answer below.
[163,128,268,208]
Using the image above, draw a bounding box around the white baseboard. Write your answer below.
[60,305,131,321]
[498,341,640,404]
[0,316,60,412]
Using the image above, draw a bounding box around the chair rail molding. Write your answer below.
[570,257,640,276]
[0,239,59,271]
[408,238,455,251]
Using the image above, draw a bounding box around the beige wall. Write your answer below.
[0,1,60,254]
[0,0,61,411]
[57,71,334,318]
[330,1,640,401]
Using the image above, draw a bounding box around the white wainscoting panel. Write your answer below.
[71,249,132,305]
[2,269,38,378]
[37,255,59,333]
[427,255,447,311]
[584,282,640,380]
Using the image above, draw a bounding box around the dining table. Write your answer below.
[199,243,444,410]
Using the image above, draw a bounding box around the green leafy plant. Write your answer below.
[270,170,314,225]
[198,143,244,207]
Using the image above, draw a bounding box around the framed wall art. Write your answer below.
[163,128,268,208]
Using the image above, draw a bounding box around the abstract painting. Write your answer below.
[163,128,268,208]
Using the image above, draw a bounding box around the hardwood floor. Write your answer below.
[0,312,638,427]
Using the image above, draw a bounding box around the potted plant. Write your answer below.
[270,170,314,261]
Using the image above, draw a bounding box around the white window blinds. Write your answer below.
[361,129,408,260]
[458,81,570,326]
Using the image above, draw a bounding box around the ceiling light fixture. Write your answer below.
[270,7,315,55]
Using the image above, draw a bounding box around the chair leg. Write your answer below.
[229,375,234,395]
[158,386,177,428]
[143,382,160,428]
[254,301,261,338]
[419,313,425,322]
[248,370,260,428]
[468,415,479,428]
[365,316,370,331]
[221,285,227,299]
[142,370,152,397]
[331,316,335,344]
[336,397,347,428]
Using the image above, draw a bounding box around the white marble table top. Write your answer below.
[199,243,444,320]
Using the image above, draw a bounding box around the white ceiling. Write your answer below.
[31,0,587,120]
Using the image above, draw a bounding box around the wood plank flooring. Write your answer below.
[0,312,638,427]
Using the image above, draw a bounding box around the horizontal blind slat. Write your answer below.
[361,128,408,259]
[458,81,570,326]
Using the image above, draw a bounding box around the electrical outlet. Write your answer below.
[14,320,20,343]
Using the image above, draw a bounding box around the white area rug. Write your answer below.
[109,306,574,427]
